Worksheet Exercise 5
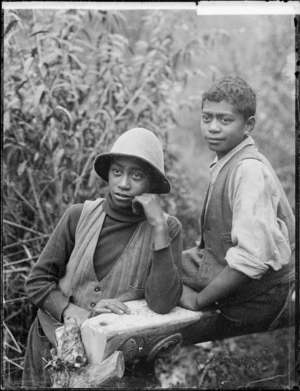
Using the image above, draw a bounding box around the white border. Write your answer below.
[2,1,300,14]
[197,1,300,15]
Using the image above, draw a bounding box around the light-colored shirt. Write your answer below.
[206,136,292,280]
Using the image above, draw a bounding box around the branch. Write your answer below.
[3,219,44,235]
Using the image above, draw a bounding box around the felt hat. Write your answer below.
[94,127,171,194]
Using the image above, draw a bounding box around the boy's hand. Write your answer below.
[179,285,199,311]
[91,299,131,317]
[63,302,90,326]
[132,194,166,228]
[133,194,169,250]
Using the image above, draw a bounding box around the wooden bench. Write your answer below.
[51,295,295,388]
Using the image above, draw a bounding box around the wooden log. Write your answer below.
[80,321,107,364]
[80,297,296,363]
[80,300,205,362]
[50,320,124,388]
[50,295,295,387]
[50,318,89,387]
[68,350,125,388]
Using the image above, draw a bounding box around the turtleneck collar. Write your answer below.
[103,192,147,223]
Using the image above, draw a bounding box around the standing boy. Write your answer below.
[179,76,295,338]
[22,127,182,388]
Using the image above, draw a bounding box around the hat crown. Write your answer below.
[93,127,171,193]
[111,128,165,174]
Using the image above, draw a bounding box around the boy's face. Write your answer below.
[108,156,151,209]
[201,100,253,159]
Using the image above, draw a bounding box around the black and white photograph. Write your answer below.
[3,2,299,389]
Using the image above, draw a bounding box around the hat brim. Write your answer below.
[94,152,171,194]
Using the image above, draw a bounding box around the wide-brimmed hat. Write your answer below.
[94,127,171,194]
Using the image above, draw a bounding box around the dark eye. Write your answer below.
[221,117,233,124]
[201,114,211,123]
[112,168,121,176]
[132,172,144,180]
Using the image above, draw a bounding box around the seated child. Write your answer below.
[22,127,183,387]
[179,76,295,340]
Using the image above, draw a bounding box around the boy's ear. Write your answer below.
[245,116,255,133]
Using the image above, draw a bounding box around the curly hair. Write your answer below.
[202,76,256,120]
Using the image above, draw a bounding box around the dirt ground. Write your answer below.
[155,327,296,389]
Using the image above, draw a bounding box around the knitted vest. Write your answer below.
[58,198,155,310]
[198,145,295,288]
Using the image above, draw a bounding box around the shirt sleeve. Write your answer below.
[145,216,183,314]
[24,204,83,321]
[225,159,291,279]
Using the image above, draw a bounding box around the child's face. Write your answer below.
[201,100,252,159]
[108,156,151,209]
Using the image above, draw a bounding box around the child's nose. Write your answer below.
[118,174,130,189]
[208,118,221,133]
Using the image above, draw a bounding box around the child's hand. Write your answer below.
[91,299,131,317]
[178,285,199,311]
[63,302,90,326]
[132,194,166,228]
[133,193,169,250]
[132,198,145,216]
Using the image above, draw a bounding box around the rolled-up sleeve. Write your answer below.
[225,159,291,279]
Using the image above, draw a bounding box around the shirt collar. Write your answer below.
[209,135,255,182]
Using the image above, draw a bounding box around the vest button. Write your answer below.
[95,287,100,292]
[91,302,96,307]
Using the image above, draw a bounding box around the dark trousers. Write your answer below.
[180,280,295,347]
[22,317,52,388]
